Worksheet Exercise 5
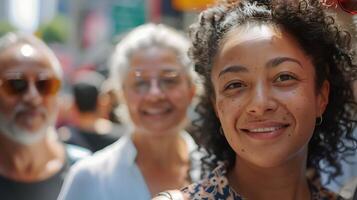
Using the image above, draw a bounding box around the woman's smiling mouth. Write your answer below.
[240,123,290,140]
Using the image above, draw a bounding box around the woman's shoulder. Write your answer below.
[180,165,242,200]
[66,134,136,176]
[180,166,345,200]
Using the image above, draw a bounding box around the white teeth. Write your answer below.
[144,108,170,115]
[248,126,282,133]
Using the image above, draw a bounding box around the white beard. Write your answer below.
[0,104,56,145]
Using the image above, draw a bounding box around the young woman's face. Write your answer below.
[211,24,329,167]
[122,47,195,136]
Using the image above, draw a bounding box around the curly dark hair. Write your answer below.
[189,0,357,183]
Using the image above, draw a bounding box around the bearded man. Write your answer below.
[0,32,89,200]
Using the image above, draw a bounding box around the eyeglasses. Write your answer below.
[0,76,61,97]
[127,69,184,95]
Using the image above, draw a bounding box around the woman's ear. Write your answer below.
[317,80,330,117]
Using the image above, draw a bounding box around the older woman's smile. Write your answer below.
[141,106,173,116]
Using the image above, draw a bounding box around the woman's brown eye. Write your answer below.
[275,74,296,82]
[225,82,245,90]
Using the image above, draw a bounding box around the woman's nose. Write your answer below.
[246,84,277,116]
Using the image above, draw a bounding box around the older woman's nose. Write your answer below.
[145,79,165,100]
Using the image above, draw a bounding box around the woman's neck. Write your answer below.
[0,133,66,182]
[228,150,311,200]
[132,130,188,167]
[132,130,191,196]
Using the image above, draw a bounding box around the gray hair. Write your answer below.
[109,23,199,91]
[0,32,63,78]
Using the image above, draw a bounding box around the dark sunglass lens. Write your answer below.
[339,0,357,14]
[5,79,27,95]
[36,79,60,95]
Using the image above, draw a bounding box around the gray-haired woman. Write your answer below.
[58,23,202,200]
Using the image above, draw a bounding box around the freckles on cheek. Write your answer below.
[282,112,292,137]
[216,97,242,118]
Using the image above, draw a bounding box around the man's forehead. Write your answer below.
[0,43,54,72]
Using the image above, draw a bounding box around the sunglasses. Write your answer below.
[0,76,61,97]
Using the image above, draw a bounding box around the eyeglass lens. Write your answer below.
[131,70,182,94]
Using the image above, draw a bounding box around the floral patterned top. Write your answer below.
[181,165,345,200]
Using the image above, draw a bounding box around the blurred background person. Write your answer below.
[100,78,123,124]
[0,32,89,200]
[58,70,122,152]
[58,23,202,200]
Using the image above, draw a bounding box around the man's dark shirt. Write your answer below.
[0,163,67,200]
[0,144,89,200]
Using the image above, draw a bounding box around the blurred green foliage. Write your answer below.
[38,15,69,43]
[0,15,69,44]
[0,21,16,36]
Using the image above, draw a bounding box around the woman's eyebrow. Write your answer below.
[218,65,248,77]
[267,57,302,68]
[218,57,302,78]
